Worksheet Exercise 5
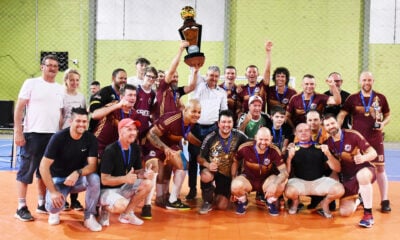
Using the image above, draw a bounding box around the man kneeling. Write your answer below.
[39,107,102,231]
[231,127,288,215]
[285,123,344,218]
[99,118,154,226]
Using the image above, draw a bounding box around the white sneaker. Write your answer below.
[99,208,110,226]
[119,212,144,226]
[84,214,102,232]
[48,213,60,225]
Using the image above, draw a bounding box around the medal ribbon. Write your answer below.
[301,93,314,112]
[275,86,288,103]
[330,131,344,160]
[360,91,374,115]
[118,141,131,173]
[181,116,191,141]
[253,144,269,175]
[272,127,282,148]
[219,132,233,154]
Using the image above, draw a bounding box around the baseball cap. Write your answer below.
[118,118,141,131]
[248,95,263,105]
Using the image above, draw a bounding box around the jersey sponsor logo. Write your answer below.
[136,109,150,116]
[344,144,352,152]
[310,103,317,110]
[149,150,156,157]
[263,158,270,166]
[81,148,87,152]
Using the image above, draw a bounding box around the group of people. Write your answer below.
[13,40,391,231]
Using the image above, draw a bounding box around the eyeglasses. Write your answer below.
[146,74,157,79]
[44,64,59,68]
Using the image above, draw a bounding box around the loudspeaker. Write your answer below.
[0,100,14,128]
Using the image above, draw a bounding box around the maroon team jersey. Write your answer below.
[325,129,376,198]
[134,86,156,139]
[342,91,389,162]
[287,92,329,126]
[142,111,191,160]
[236,141,284,192]
[153,80,186,119]
[237,82,267,113]
[93,106,138,158]
[266,86,297,114]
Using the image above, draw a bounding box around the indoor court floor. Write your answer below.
[0,171,399,240]
[0,139,399,239]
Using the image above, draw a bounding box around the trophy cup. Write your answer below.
[178,6,205,67]
[372,96,382,129]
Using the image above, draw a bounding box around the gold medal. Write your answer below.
[295,145,300,151]
[364,112,370,117]
[314,144,321,149]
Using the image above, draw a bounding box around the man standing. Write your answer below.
[89,81,101,96]
[127,57,151,87]
[237,95,271,139]
[237,40,272,114]
[323,114,377,228]
[219,65,240,124]
[39,107,102,231]
[286,74,341,128]
[89,68,127,131]
[186,66,228,200]
[144,99,202,210]
[323,72,351,129]
[99,118,154,226]
[197,110,248,214]
[231,127,288,216]
[266,67,297,115]
[154,41,199,119]
[337,71,391,213]
[14,54,64,221]
[285,123,344,218]
[91,84,138,158]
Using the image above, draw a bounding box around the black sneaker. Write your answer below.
[185,188,197,200]
[15,206,34,221]
[141,205,152,220]
[36,204,47,214]
[71,200,84,211]
[255,192,266,206]
[63,201,71,211]
[166,199,190,210]
[381,200,391,213]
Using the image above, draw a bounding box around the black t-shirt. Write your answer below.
[88,85,119,131]
[44,128,98,178]
[100,141,142,189]
[290,145,328,181]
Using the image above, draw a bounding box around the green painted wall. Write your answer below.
[0,0,90,99]
[1,0,400,140]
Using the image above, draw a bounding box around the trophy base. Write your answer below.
[184,52,205,67]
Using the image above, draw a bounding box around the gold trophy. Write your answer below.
[372,96,382,129]
[178,6,205,67]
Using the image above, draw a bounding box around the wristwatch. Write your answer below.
[76,169,82,177]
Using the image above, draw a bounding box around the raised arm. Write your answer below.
[91,100,122,120]
[262,40,273,86]
[326,76,341,105]
[183,66,200,94]
[165,40,189,84]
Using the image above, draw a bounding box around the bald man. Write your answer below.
[231,127,288,216]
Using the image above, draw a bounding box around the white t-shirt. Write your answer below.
[127,76,143,88]
[191,75,228,125]
[62,91,87,129]
[18,77,64,133]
